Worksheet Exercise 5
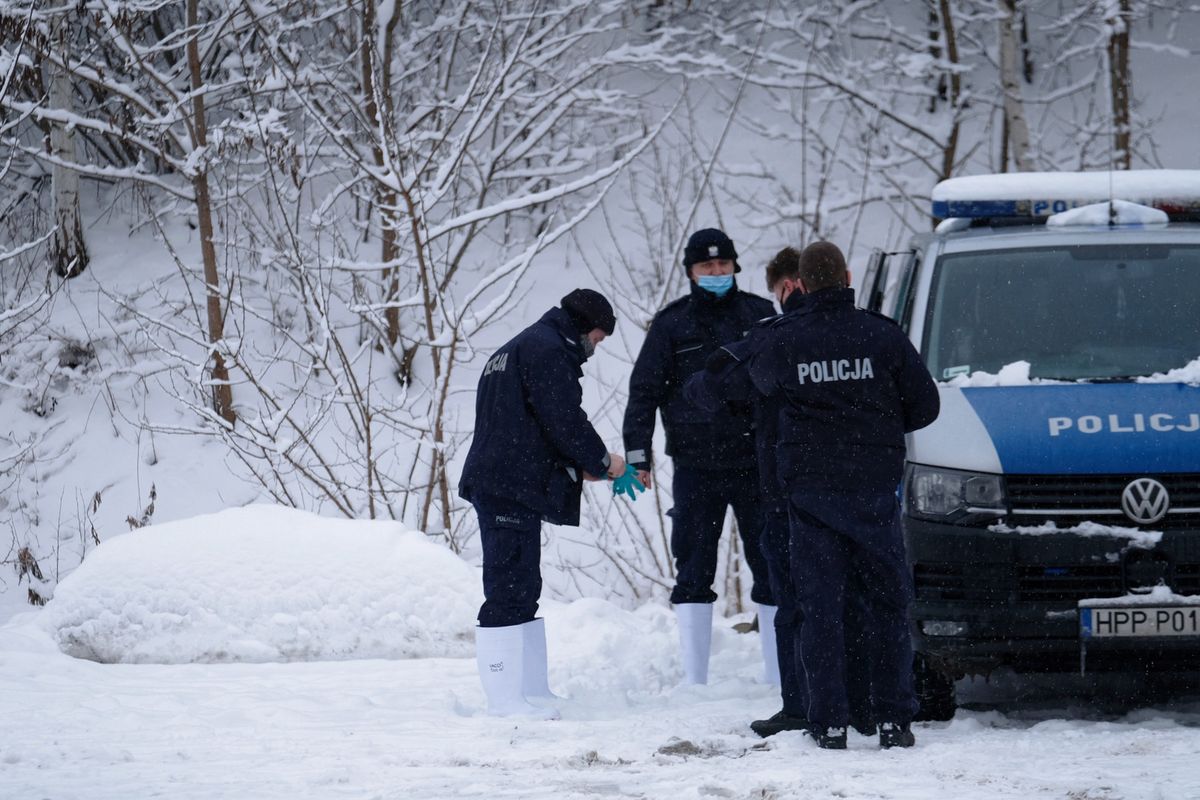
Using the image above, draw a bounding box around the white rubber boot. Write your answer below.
[521,618,563,702]
[675,603,713,685]
[476,625,559,719]
[757,604,781,686]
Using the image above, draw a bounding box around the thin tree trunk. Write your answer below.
[1000,112,1010,173]
[48,26,87,279]
[927,0,947,113]
[937,0,961,181]
[361,0,405,352]
[433,340,456,537]
[1020,6,1034,82]
[187,0,236,426]
[999,0,1033,171]
[1106,0,1132,170]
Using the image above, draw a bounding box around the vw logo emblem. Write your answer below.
[1120,478,1170,525]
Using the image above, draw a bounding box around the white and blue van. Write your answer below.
[861,171,1200,718]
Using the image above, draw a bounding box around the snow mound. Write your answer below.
[543,599,770,705]
[944,360,1038,387]
[1080,584,1200,606]
[1137,355,1200,385]
[38,505,482,664]
[988,520,1162,550]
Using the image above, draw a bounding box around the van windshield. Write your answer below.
[923,244,1200,381]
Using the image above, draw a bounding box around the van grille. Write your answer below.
[1005,473,1200,525]
[914,562,1200,603]
[1015,564,1122,602]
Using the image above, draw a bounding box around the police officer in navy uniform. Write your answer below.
[748,242,939,749]
[684,247,876,738]
[460,288,626,718]
[623,228,777,685]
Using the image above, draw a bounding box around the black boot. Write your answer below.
[879,722,915,749]
[750,710,810,738]
[814,726,847,750]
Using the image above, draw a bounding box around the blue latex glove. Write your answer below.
[611,464,646,501]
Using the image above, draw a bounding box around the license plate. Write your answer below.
[1080,606,1200,638]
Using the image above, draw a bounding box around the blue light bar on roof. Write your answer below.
[931,198,1078,218]
[931,170,1200,219]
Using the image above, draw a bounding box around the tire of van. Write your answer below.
[912,652,957,721]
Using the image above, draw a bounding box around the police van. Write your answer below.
[861,171,1200,718]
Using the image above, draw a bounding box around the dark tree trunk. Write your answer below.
[187,0,236,426]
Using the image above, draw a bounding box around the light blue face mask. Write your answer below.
[696,274,734,297]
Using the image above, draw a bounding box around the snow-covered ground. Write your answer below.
[3,506,1199,800]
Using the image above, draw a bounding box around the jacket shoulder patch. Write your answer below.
[483,351,509,376]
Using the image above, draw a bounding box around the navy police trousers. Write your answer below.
[789,490,917,729]
[669,465,773,606]
[762,511,806,716]
[474,500,542,628]
[764,511,875,722]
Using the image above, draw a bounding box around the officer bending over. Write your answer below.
[623,228,777,685]
[459,289,626,718]
[748,242,940,750]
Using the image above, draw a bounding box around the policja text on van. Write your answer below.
[1048,412,1200,436]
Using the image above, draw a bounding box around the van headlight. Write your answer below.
[906,464,1006,523]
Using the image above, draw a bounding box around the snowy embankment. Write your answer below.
[3,505,1200,800]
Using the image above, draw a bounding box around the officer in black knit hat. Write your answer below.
[460,288,625,719]
[622,228,778,686]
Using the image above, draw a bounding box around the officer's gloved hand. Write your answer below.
[611,464,646,501]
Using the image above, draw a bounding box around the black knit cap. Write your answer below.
[682,228,740,273]
[561,288,616,335]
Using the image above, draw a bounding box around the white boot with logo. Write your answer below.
[675,603,714,685]
[757,604,781,686]
[521,618,564,703]
[476,624,559,719]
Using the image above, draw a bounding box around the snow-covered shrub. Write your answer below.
[38,505,483,664]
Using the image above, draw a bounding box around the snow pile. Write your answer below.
[1046,199,1168,227]
[989,520,1162,550]
[544,599,763,702]
[1079,584,1200,606]
[944,360,1037,387]
[38,505,482,664]
[941,356,1200,387]
[1137,355,1200,385]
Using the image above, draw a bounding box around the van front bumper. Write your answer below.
[904,516,1200,675]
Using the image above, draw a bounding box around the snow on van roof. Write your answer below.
[1045,199,1168,227]
[932,169,1200,219]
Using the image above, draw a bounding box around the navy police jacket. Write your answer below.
[747,288,940,497]
[683,292,809,515]
[459,306,609,526]
[623,282,774,470]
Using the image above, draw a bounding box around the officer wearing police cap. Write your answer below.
[622,228,777,685]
